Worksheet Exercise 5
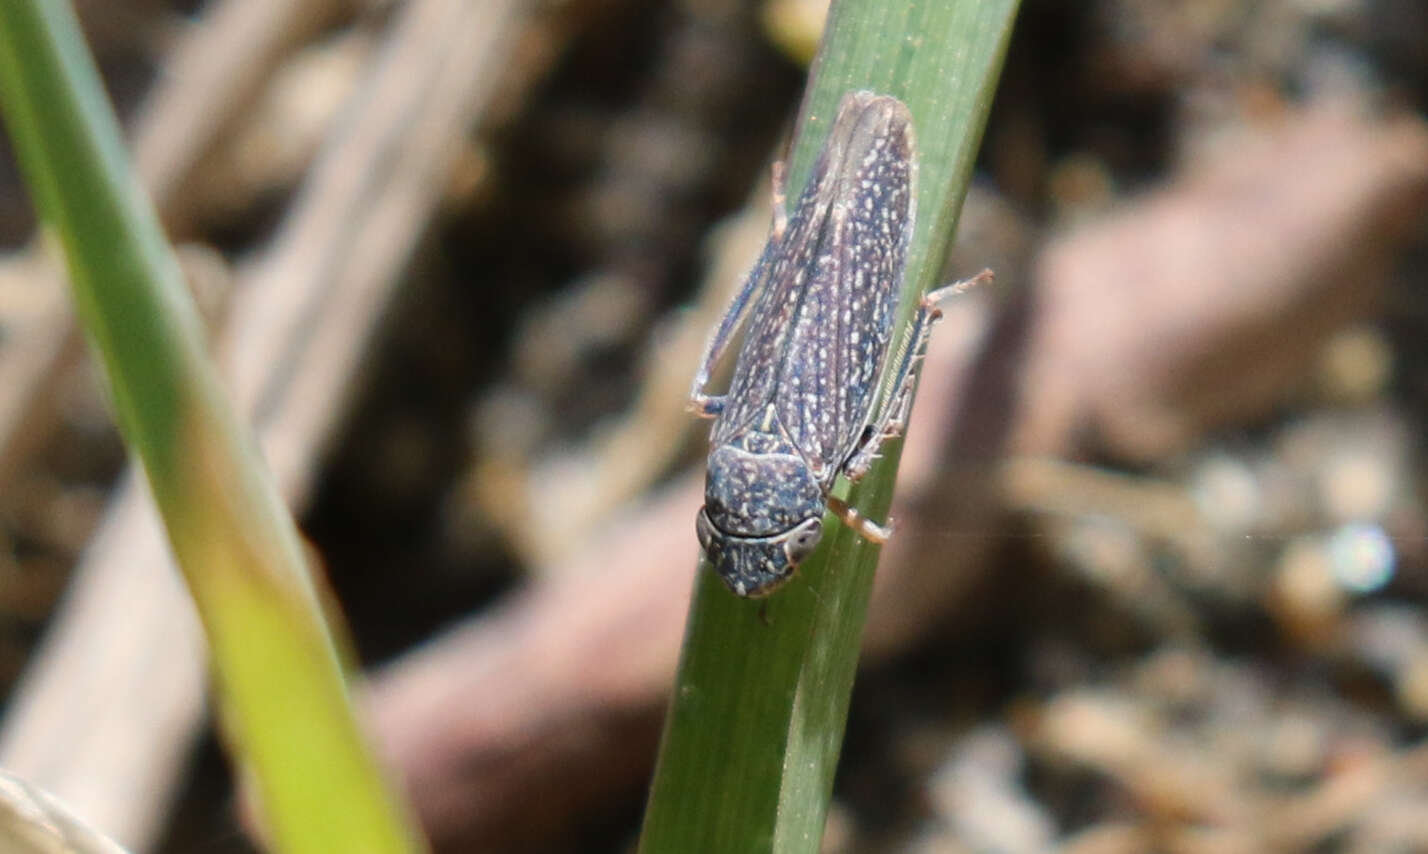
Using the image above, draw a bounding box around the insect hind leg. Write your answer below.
[841,269,993,481]
[769,160,789,239]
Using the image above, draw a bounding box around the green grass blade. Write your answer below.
[0,4,426,852]
[638,2,1019,852]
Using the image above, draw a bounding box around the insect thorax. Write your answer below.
[702,436,823,538]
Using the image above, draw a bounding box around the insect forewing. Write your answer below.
[775,94,917,483]
[709,126,841,446]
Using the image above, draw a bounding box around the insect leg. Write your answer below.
[770,160,789,239]
[826,495,893,543]
[841,269,994,479]
[687,166,792,418]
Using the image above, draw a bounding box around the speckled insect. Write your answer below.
[689,90,991,597]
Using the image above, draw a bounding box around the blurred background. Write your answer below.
[1,0,1427,852]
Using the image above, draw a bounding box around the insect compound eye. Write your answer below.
[695,508,718,555]
[783,517,823,567]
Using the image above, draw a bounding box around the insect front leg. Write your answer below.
[841,269,994,480]
[826,495,893,543]
[687,166,793,418]
[688,247,775,418]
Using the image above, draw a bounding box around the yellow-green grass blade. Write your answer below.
[0,3,426,852]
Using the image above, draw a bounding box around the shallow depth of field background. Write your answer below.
[2,1,1428,852]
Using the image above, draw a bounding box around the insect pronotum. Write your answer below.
[689,90,992,597]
